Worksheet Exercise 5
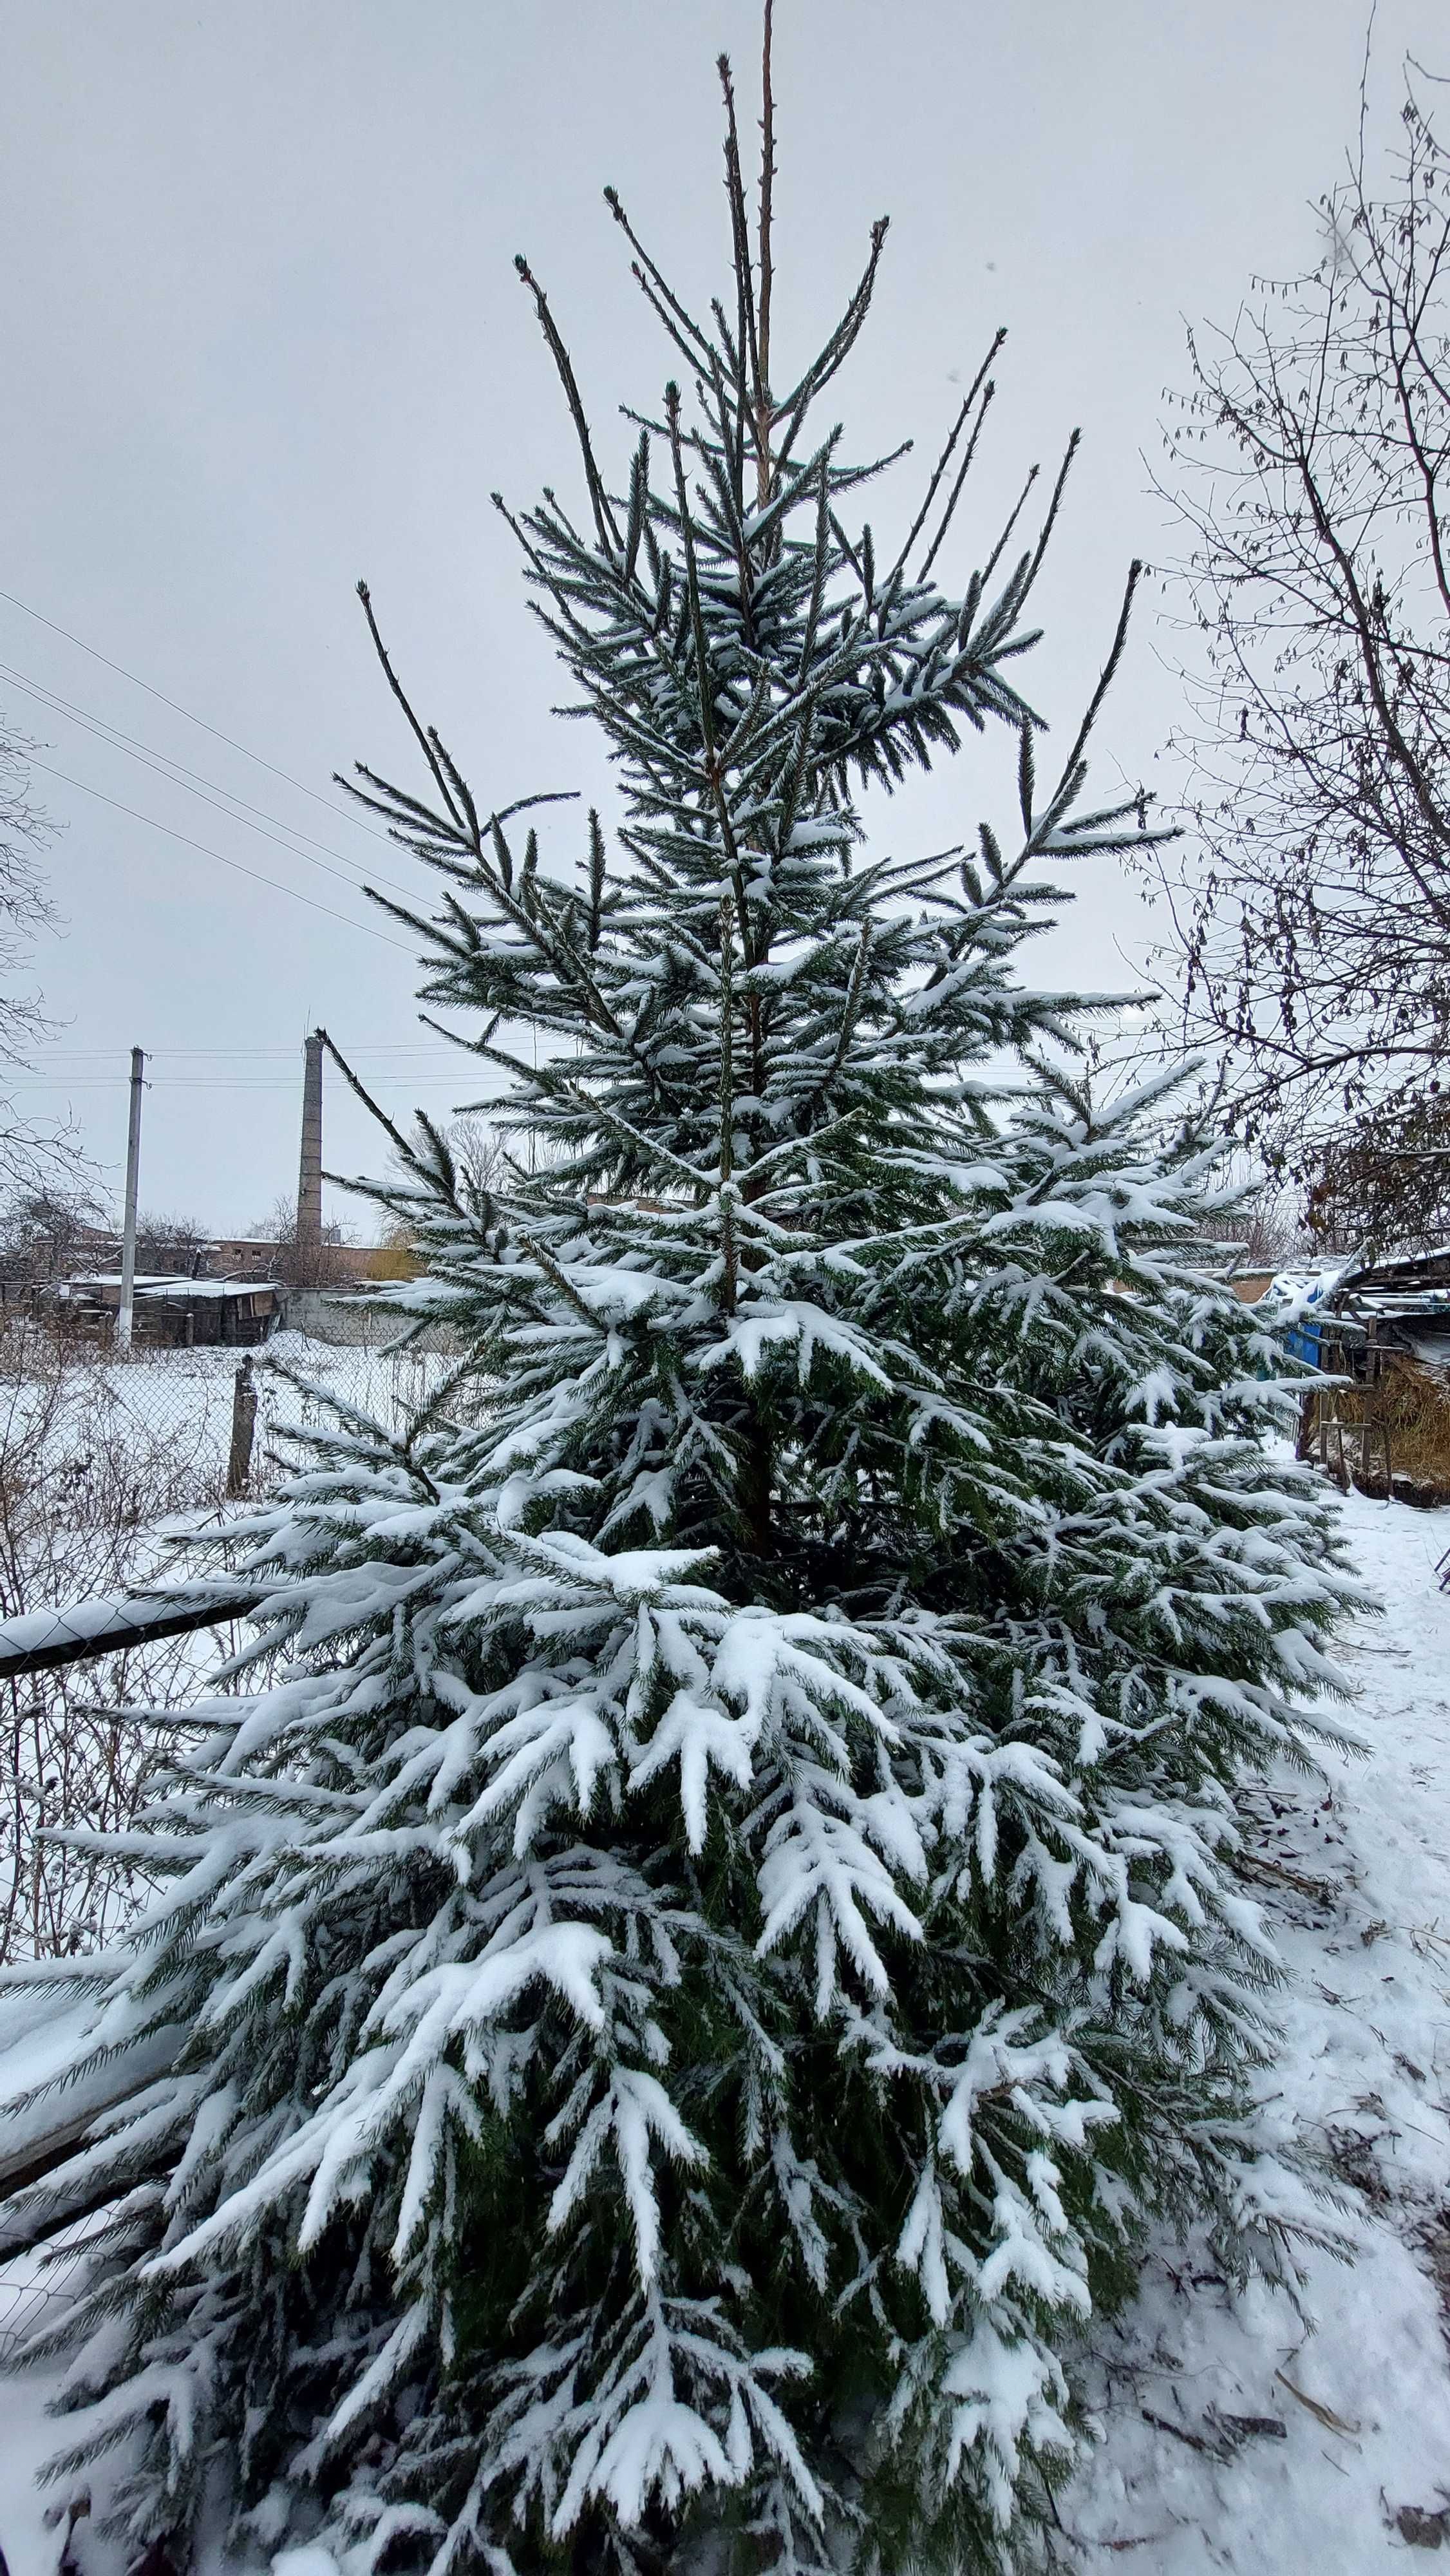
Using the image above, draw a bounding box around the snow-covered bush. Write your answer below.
[0,43,1359,2576]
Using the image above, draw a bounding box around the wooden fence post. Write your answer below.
[226,1356,258,1497]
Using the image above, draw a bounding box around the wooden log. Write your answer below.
[225,1357,259,1497]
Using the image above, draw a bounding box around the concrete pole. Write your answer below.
[296,1028,325,1285]
[117,1046,144,1352]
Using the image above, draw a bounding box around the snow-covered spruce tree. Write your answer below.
[0,41,1359,2576]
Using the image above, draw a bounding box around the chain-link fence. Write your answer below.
[0,1323,483,1970]
[0,2217,92,2360]
[1,1325,469,1512]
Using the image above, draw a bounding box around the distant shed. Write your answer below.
[60,1274,283,1349]
[1263,1245,1450,1503]
[1300,1244,1450,1377]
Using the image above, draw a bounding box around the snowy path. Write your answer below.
[1067,1483,1450,2567]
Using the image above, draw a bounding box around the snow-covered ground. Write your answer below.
[1065,1480,1450,2566]
[0,1475,1447,2570]
[0,1327,464,1515]
[102,1327,460,1484]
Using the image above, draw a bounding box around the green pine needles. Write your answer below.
[0,28,1360,2576]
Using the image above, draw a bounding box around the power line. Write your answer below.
[3,1075,496,1092]
[25,759,416,953]
[31,1041,469,1061]
[0,659,429,910]
[32,1041,471,1060]
[0,586,408,851]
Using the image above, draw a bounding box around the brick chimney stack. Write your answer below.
[297,1028,325,1282]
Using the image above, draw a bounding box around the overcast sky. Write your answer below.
[1,0,1443,1235]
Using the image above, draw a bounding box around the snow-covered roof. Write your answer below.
[1257,1245,1450,1333]
[1256,1259,1355,1330]
[135,1276,280,1300]
[66,1273,281,1298]
[65,1271,187,1289]
[1375,1240,1450,1267]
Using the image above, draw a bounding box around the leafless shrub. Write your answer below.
[0,1322,238,1960]
[248,1191,357,1291]
[1306,1092,1450,1253]
[131,1209,212,1274]
[1210,1172,1317,1270]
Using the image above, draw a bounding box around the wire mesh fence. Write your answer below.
[0,1321,479,1965]
[0,2219,92,2360]
[0,1323,467,1513]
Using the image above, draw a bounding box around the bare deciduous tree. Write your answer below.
[1156,67,1450,1220]
[1210,1173,1318,1270]
[132,1209,211,1274]
[0,1181,104,1284]
[1306,1089,1450,1250]
[444,1110,507,1206]
[0,726,55,1061]
[0,1197,212,1288]
[247,1191,352,1289]
[0,719,84,1197]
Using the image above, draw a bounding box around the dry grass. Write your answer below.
[1305,1355,1450,1497]
[1376,1357,1450,1488]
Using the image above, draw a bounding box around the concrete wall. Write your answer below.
[281,1290,462,1354]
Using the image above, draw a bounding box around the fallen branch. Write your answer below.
[1233,1849,1341,1908]
[1140,2407,1229,2461]
[1275,2370,1361,2439]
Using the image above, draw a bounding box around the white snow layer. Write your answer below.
[1062,1476,1450,2566]
[0,1475,1448,2571]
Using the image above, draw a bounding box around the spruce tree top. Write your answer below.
[335,23,1156,1614]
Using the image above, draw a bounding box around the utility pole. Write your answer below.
[296,1028,325,1287]
[117,1046,144,1352]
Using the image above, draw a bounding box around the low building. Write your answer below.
[58,1274,284,1349]
[1262,1245,1450,1376]
[207,1238,379,1284]
[1227,1269,1276,1305]
[1259,1245,1450,1504]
